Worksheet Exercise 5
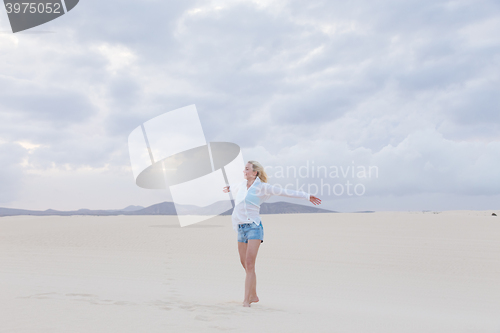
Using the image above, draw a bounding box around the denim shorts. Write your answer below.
[237,221,264,243]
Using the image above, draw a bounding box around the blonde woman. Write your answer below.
[223,160,322,307]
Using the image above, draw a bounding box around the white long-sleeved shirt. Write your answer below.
[228,176,311,231]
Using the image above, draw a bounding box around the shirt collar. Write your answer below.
[245,176,261,189]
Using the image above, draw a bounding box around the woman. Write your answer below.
[223,160,321,307]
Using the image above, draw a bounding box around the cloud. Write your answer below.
[0,0,499,209]
[0,142,28,203]
[0,77,97,126]
[243,128,500,201]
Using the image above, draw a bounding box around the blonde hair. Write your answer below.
[248,160,268,183]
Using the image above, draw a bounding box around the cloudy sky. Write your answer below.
[0,0,499,212]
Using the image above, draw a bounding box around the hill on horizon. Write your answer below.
[0,201,335,217]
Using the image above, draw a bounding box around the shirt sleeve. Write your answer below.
[228,182,242,196]
[261,183,310,200]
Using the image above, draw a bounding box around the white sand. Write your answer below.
[1,212,499,332]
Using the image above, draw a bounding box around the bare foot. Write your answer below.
[242,295,258,307]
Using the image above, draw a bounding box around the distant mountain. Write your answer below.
[0,201,335,217]
[0,207,117,216]
[126,202,177,215]
[127,200,335,216]
[119,205,145,212]
[0,207,40,216]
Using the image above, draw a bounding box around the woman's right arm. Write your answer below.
[261,183,310,200]
[223,182,241,194]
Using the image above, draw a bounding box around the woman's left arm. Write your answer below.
[262,183,321,205]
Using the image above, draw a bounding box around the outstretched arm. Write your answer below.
[309,195,321,205]
[223,182,241,195]
[262,183,321,205]
[263,183,321,205]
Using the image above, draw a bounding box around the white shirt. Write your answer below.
[229,176,311,231]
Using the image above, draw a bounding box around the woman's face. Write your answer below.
[243,163,257,180]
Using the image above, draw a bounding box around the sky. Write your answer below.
[0,0,499,212]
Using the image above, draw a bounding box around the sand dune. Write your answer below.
[1,212,499,332]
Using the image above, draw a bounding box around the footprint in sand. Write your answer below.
[18,292,58,299]
[65,293,95,297]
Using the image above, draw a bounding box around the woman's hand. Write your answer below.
[310,195,321,205]
[223,186,230,193]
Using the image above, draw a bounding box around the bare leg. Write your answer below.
[238,241,247,270]
[238,241,259,304]
[243,239,261,307]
